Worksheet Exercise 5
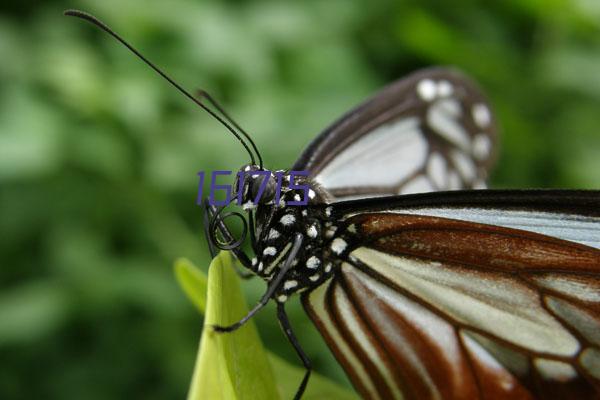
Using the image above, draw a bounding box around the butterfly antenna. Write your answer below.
[195,89,263,168]
[64,9,259,166]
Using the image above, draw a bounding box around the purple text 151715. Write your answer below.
[196,170,310,207]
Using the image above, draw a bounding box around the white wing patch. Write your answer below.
[531,274,600,303]
[304,279,382,399]
[301,70,497,201]
[333,280,404,399]
[350,247,580,356]
[316,117,426,190]
[427,98,470,152]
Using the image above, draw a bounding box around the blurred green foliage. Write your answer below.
[0,0,599,398]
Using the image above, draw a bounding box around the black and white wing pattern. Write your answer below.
[303,190,600,400]
[293,68,498,201]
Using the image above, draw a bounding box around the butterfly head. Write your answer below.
[236,164,278,210]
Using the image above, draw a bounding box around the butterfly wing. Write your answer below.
[293,68,498,200]
[303,190,600,400]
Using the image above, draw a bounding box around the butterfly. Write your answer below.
[66,10,600,400]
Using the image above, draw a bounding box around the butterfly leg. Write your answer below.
[204,201,254,278]
[277,302,311,400]
[213,233,304,333]
[202,199,218,258]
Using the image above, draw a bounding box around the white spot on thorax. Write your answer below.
[306,256,321,269]
[263,246,277,256]
[347,224,357,234]
[325,226,337,238]
[325,207,332,217]
[331,238,347,254]
[267,229,280,240]
[280,214,295,226]
[284,280,298,290]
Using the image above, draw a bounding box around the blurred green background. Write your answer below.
[1,0,599,398]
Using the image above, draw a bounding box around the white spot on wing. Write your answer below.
[450,150,476,181]
[472,103,491,128]
[437,80,453,97]
[448,171,462,190]
[580,348,600,379]
[428,99,470,152]
[267,229,280,240]
[545,296,600,346]
[307,225,318,239]
[472,133,492,160]
[535,276,600,303]
[401,176,434,194]
[473,179,487,189]
[427,152,446,188]
[417,79,437,101]
[309,274,320,282]
[534,359,577,380]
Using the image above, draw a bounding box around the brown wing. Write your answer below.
[302,213,600,400]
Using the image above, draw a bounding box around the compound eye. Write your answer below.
[249,174,276,204]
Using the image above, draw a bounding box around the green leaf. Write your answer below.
[176,253,358,399]
[186,251,280,400]
[174,257,209,314]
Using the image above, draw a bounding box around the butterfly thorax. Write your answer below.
[243,169,343,302]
